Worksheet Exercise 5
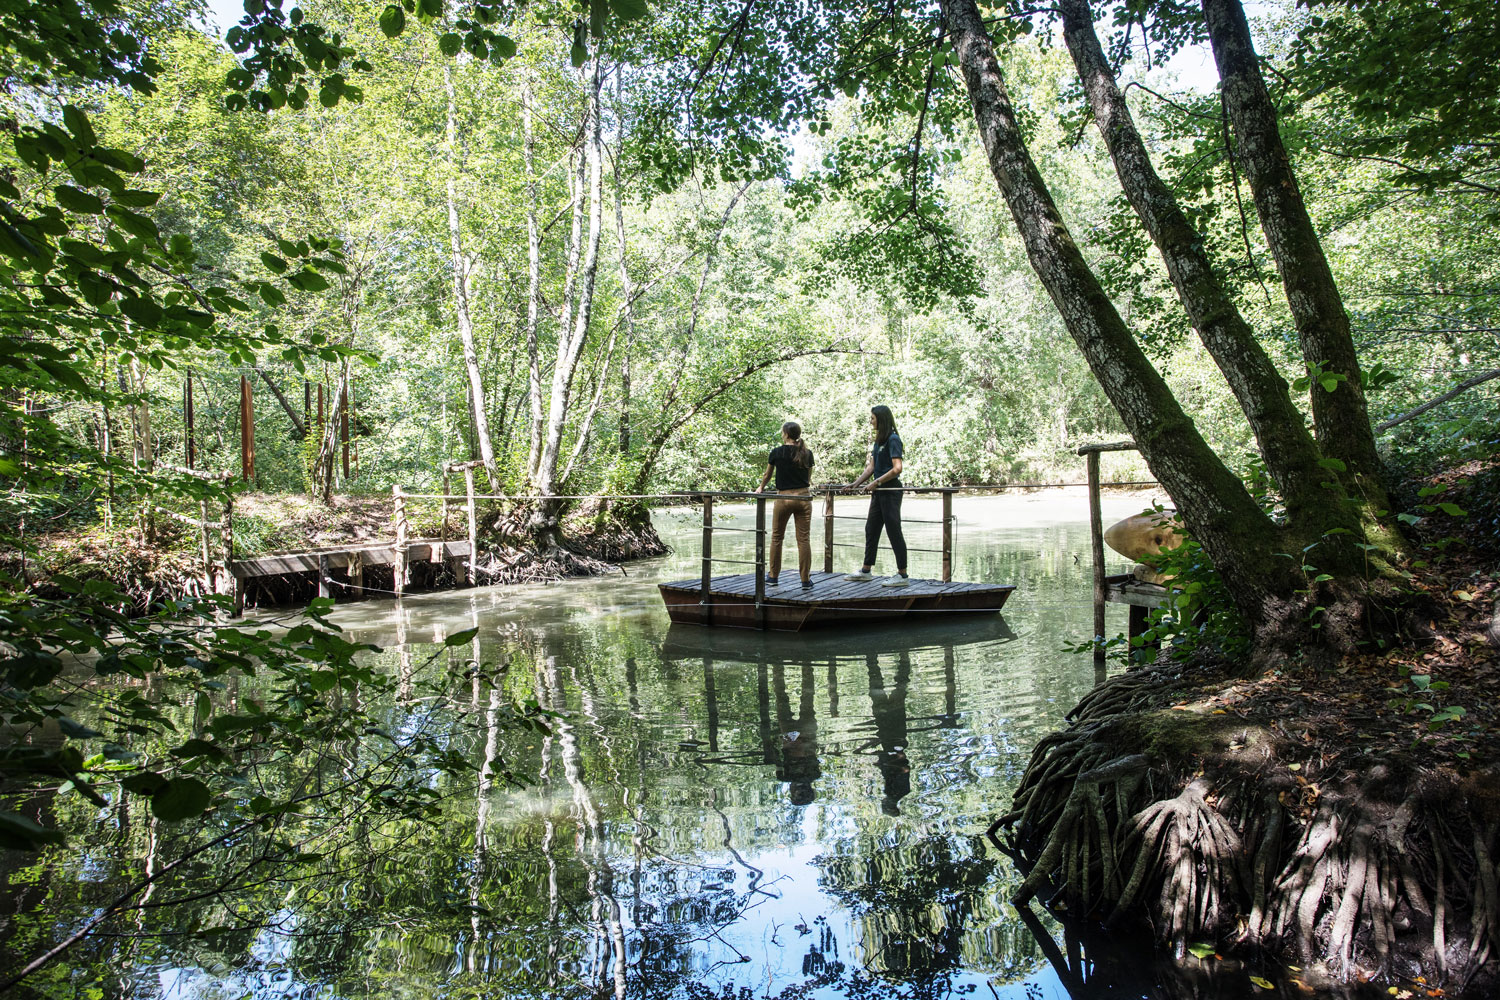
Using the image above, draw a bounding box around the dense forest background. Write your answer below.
[9,0,1496,544]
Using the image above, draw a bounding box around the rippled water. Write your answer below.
[16,493,1389,999]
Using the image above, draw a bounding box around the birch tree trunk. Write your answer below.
[532,53,607,514]
[445,63,499,491]
[612,123,635,456]
[523,80,546,483]
[1201,0,1386,506]
[941,0,1301,632]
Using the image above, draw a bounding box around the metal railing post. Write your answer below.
[754,494,767,630]
[822,489,834,574]
[700,495,714,626]
[942,489,953,583]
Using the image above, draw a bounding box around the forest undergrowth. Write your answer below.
[997,459,1500,993]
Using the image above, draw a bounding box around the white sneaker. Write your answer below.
[843,570,874,581]
[880,575,911,588]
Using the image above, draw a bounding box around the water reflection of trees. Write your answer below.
[40,602,1139,1000]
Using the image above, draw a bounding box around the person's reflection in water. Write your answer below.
[773,660,821,805]
[865,651,912,816]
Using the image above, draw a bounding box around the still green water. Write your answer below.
[29,494,1388,999]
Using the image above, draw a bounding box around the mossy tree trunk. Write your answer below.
[944,0,1402,651]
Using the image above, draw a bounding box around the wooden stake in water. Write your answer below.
[464,466,477,587]
[393,485,408,598]
[700,495,714,627]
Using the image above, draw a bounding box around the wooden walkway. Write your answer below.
[659,571,1015,631]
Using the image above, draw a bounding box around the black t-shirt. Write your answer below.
[769,444,814,489]
[873,432,903,484]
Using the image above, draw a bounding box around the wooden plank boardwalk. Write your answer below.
[659,570,1015,631]
[229,538,471,580]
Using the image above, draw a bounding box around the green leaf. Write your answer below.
[1186,942,1216,959]
[438,32,462,56]
[121,771,167,795]
[378,4,406,37]
[115,189,162,207]
[1437,502,1467,517]
[0,811,66,851]
[1318,375,1339,392]
[570,40,588,67]
[55,185,104,214]
[445,627,479,647]
[62,105,97,146]
[118,295,164,327]
[419,0,443,16]
[1249,976,1274,990]
[151,777,211,821]
[288,268,329,292]
[611,0,649,19]
[172,738,230,762]
[106,205,159,241]
[260,252,288,274]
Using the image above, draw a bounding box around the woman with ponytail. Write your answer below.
[843,404,908,587]
[755,421,816,590]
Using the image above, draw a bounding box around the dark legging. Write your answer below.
[862,488,907,572]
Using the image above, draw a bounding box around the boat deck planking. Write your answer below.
[658,570,1014,631]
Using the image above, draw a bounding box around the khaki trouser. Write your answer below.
[769,488,812,581]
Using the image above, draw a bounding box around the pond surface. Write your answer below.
[22,493,1390,999]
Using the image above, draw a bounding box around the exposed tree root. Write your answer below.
[995,665,1500,990]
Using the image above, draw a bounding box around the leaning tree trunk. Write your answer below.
[1058,0,1352,538]
[1202,0,1387,511]
[942,0,1301,633]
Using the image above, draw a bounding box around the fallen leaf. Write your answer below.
[1251,975,1275,990]
[1288,763,1302,771]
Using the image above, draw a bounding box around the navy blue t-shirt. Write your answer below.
[873,433,903,484]
[769,444,814,489]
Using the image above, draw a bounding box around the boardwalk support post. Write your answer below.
[942,489,953,583]
[393,485,408,598]
[441,467,451,543]
[349,549,364,598]
[754,494,767,630]
[1086,450,1106,665]
[823,489,834,574]
[317,553,330,599]
[700,495,714,627]
[463,465,477,586]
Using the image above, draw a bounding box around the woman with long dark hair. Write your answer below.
[843,404,908,587]
[755,420,816,590]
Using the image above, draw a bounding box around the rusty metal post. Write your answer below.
[942,490,953,583]
[700,495,713,626]
[1087,450,1106,665]
[393,485,408,598]
[239,374,254,482]
[464,465,477,587]
[754,495,767,630]
[184,375,195,469]
[822,489,834,574]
